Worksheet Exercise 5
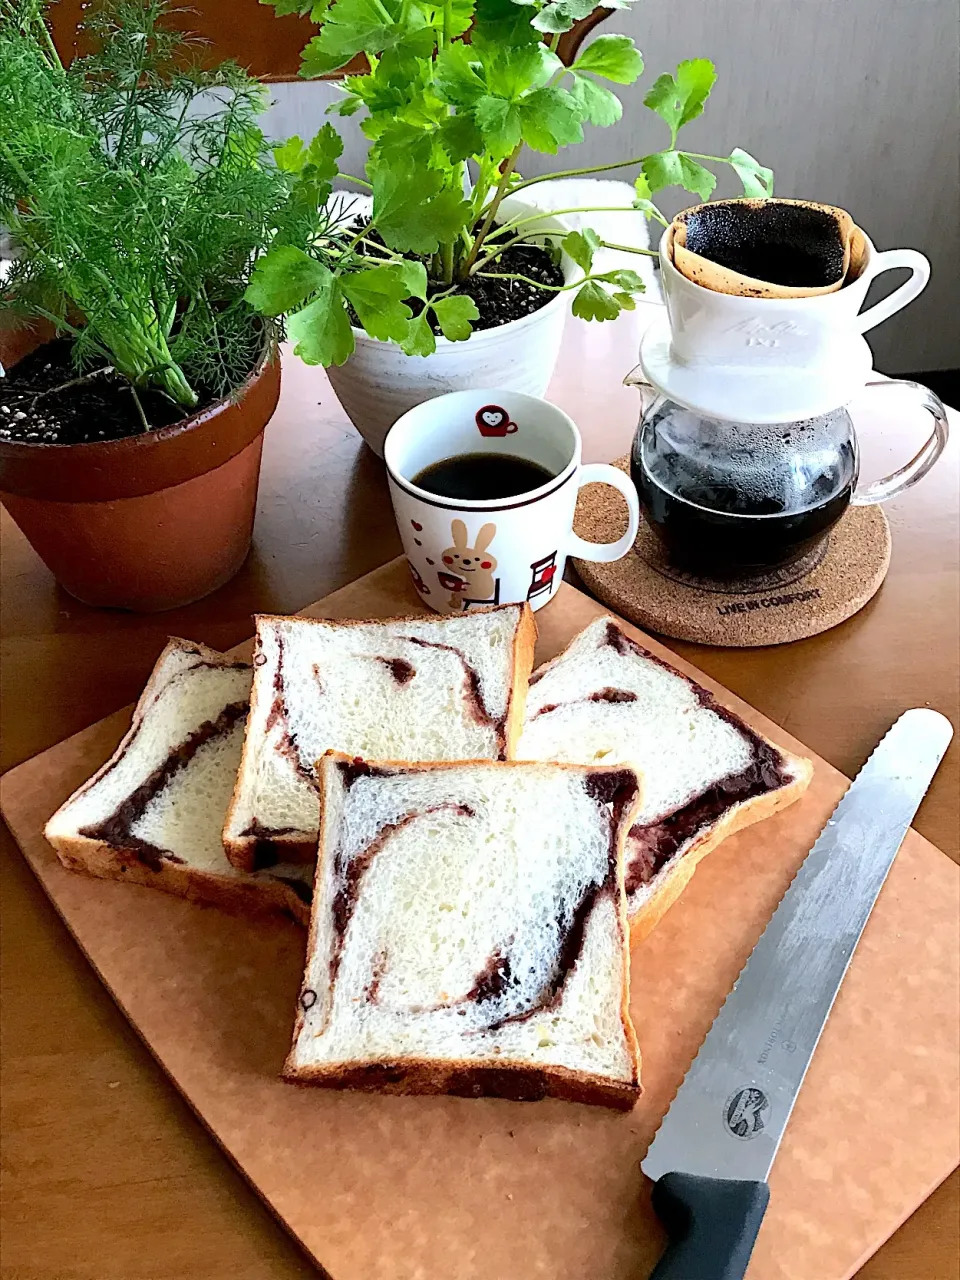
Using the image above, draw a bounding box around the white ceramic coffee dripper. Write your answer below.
[659,224,930,373]
[640,219,931,424]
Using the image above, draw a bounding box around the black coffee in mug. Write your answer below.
[413,452,556,501]
[630,401,859,578]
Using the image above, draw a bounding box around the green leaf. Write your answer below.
[593,267,645,291]
[327,94,364,116]
[438,112,485,162]
[475,95,523,154]
[265,0,331,15]
[299,0,432,76]
[435,0,476,38]
[434,44,487,107]
[530,0,597,35]
[400,311,437,356]
[244,245,329,315]
[728,147,775,197]
[562,227,601,273]
[473,0,543,46]
[394,259,429,300]
[431,295,480,341]
[568,74,622,127]
[481,43,561,98]
[571,279,621,322]
[519,86,584,154]
[642,149,717,201]
[304,123,343,179]
[372,165,471,254]
[286,275,356,366]
[571,35,643,84]
[643,58,717,141]
[341,263,424,342]
[612,290,637,310]
[272,135,307,172]
[263,0,322,16]
[634,170,653,201]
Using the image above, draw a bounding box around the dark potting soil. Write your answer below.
[0,339,222,446]
[349,230,565,335]
[441,241,565,331]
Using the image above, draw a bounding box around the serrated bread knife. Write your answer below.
[642,708,954,1280]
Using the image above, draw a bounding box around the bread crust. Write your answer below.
[283,753,642,1109]
[47,833,312,926]
[222,603,537,872]
[44,641,311,926]
[283,1058,639,1110]
[627,754,814,946]
[525,617,815,947]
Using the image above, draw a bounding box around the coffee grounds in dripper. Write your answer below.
[670,198,865,298]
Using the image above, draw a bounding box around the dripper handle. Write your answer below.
[856,249,930,333]
[851,379,949,506]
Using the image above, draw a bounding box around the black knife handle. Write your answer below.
[649,1173,770,1280]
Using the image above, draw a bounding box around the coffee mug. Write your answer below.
[660,226,930,372]
[384,389,640,614]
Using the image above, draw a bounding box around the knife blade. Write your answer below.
[641,708,954,1280]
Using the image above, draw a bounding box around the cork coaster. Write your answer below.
[573,457,891,647]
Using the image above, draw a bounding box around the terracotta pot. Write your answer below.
[0,331,280,611]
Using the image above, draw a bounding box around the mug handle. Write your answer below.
[851,379,949,505]
[567,464,640,562]
[857,249,930,334]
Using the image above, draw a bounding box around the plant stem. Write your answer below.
[506,158,671,222]
[598,239,659,256]
[128,384,151,432]
[440,240,454,285]
[29,365,114,409]
[32,6,64,71]
[470,211,659,276]
[462,144,524,277]
[475,271,566,290]
[475,268,647,296]
[340,173,373,191]
[483,205,643,244]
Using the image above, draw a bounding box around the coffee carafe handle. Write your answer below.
[851,379,949,506]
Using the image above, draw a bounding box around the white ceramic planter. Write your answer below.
[322,190,578,458]
[327,278,572,457]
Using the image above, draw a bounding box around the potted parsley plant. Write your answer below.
[0,0,308,609]
[246,0,773,452]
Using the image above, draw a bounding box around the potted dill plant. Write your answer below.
[246,0,773,452]
[0,0,301,610]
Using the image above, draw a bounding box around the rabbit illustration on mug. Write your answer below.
[439,519,498,609]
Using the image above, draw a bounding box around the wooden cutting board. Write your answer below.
[1,557,957,1280]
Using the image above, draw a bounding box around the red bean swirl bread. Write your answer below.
[518,617,813,944]
[45,641,314,924]
[223,606,537,872]
[284,754,643,1110]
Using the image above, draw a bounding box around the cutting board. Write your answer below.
[1,558,957,1280]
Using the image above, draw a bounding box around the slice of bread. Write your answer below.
[284,754,642,1110]
[518,617,813,943]
[223,604,537,872]
[45,640,314,925]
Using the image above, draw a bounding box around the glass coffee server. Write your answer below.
[626,374,948,582]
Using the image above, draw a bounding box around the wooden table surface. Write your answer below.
[2,311,958,1279]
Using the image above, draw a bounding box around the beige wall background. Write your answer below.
[261,0,960,374]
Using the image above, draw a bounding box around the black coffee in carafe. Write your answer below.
[630,399,858,577]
